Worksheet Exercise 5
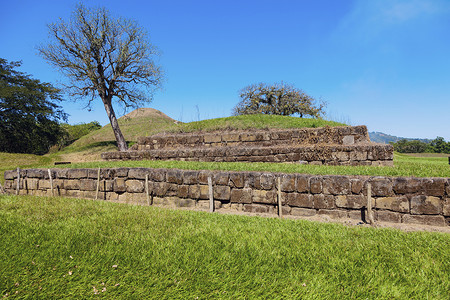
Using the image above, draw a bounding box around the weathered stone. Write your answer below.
[259,174,274,190]
[323,176,350,195]
[369,177,393,196]
[230,188,252,204]
[166,169,183,184]
[4,170,16,180]
[115,168,129,177]
[67,169,88,179]
[27,169,44,178]
[288,193,313,208]
[63,179,79,190]
[214,185,231,200]
[393,177,421,194]
[214,172,229,185]
[99,180,114,192]
[128,168,148,179]
[183,171,198,185]
[243,204,274,214]
[376,196,409,213]
[199,185,210,199]
[423,178,446,197]
[252,189,276,204]
[26,178,39,190]
[222,133,240,142]
[317,209,348,219]
[375,211,402,223]
[177,185,189,198]
[80,179,96,191]
[335,195,365,209]
[310,177,322,194]
[229,173,244,188]
[188,185,200,199]
[291,208,316,217]
[444,198,450,217]
[152,182,169,197]
[296,175,309,193]
[65,189,82,198]
[197,171,211,184]
[114,178,126,193]
[348,210,363,221]
[126,180,145,193]
[280,174,296,192]
[240,133,257,142]
[410,195,442,215]
[351,178,364,194]
[402,215,446,227]
[150,169,166,182]
[204,134,221,143]
[342,135,354,145]
[313,194,335,209]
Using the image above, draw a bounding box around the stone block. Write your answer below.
[410,195,442,215]
[4,170,16,180]
[351,178,364,194]
[259,173,274,190]
[175,198,196,208]
[126,180,145,193]
[348,210,363,221]
[375,211,402,223]
[80,179,96,191]
[402,215,446,227]
[27,169,44,178]
[335,195,365,209]
[153,182,170,197]
[65,189,82,198]
[177,185,189,198]
[204,134,222,143]
[317,209,348,219]
[183,171,198,185]
[214,172,229,185]
[291,208,316,217]
[369,177,393,197]
[222,133,240,142]
[252,189,276,204]
[296,175,309,193]
[115,168,129,177]
[150,169,166,182]
[342,135,355,145]
[323,176,350,195]
[214,185,231,200]
[26,178,39,190]
[199,185,210,199]
[313,194,335,209]
[393,177,421,194]
[350,150,368,161]
[310,177,322,194]
[423,178,446,197]
[128,168,148,179]
[198,171,211,184]
[287,193,313,208]
[229,173,244,188]
[243,204,274,214]
[240,133,257,142]
[114,178,126,193]
[444,198,450,217]
[63,179,79,190]
[67,169,88,179]
[376,196,409,213]
[82,190,97,199]
[188,185,200,199]
[167,169,183,184]
[280,174,296,192]
[230,188,252,204]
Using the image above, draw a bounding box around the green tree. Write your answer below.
[38,4,163,151]
[0,58,67,154]
[58,121,102,148]
[390,139,429,153]
[233,82,325,118]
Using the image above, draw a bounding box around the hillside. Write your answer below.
[369,131,432,144]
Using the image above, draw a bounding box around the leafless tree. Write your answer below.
[38,4,163,151]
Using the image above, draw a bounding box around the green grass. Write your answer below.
[170,114,345,133]
[0,194,449,299]
[39,153,450,178]
[0,153,55,185]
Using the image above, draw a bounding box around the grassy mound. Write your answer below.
[1,195,448,298]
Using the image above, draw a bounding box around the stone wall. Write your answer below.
[4,168,449,227]
[133,125,370,150]
[102,144,394,166]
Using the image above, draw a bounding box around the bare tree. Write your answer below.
[233,82,325,118]
[38,4,163,151]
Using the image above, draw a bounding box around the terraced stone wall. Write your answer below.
[4,168,449,227]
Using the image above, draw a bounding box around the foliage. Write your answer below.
[0,58,67,155]
[58,121,102,148]
[233,82,325,118]
[1,195,449,299]
[38,4,163,151]
[391,137,450,154]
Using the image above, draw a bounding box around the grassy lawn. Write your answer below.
[1,194,449,299]
[40,153,450,178]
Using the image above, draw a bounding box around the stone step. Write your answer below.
[102,143,394,166]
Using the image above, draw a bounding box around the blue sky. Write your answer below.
[1,0,449,140]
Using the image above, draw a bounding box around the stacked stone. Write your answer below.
[4,168,449,227]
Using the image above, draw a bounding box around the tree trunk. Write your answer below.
[102,98,128,152]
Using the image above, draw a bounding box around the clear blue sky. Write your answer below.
[1,0,449,140]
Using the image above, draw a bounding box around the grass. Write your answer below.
[36,153,450,178]
[0,194,449,299]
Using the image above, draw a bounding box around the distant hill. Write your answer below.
[369,132,432,144]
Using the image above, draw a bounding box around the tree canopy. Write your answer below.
[390,137,450,154]
[0,58,67,154]
[233,82,325,118]
[38,4,163,151]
